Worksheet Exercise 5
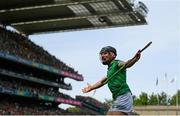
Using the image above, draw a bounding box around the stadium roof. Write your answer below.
[0,0,148,35]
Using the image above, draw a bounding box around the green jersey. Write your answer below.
[107,59,131,100]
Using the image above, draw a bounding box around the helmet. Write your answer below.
[99,46,117,56]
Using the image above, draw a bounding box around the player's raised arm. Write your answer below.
[119,41,152,69]
[119,50,141,69]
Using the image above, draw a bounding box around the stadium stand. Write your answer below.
[0,27,83,114]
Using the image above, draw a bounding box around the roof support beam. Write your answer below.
[11,11,134,26]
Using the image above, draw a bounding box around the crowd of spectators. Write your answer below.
[0,99,105,115]
[0,101,64,115]
[0,68,72,90]
[0,100,96,115]
[0,76,75,100]
[0,26,81,76]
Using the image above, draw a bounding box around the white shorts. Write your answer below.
[108,92,133,114]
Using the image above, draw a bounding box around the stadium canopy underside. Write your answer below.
[0,0,148,35]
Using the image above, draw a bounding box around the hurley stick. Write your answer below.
[140,41,152,53]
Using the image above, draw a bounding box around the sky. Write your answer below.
[30,0,180,108]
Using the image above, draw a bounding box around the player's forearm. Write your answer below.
[91,77,107,90]
[125,57,138,68]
